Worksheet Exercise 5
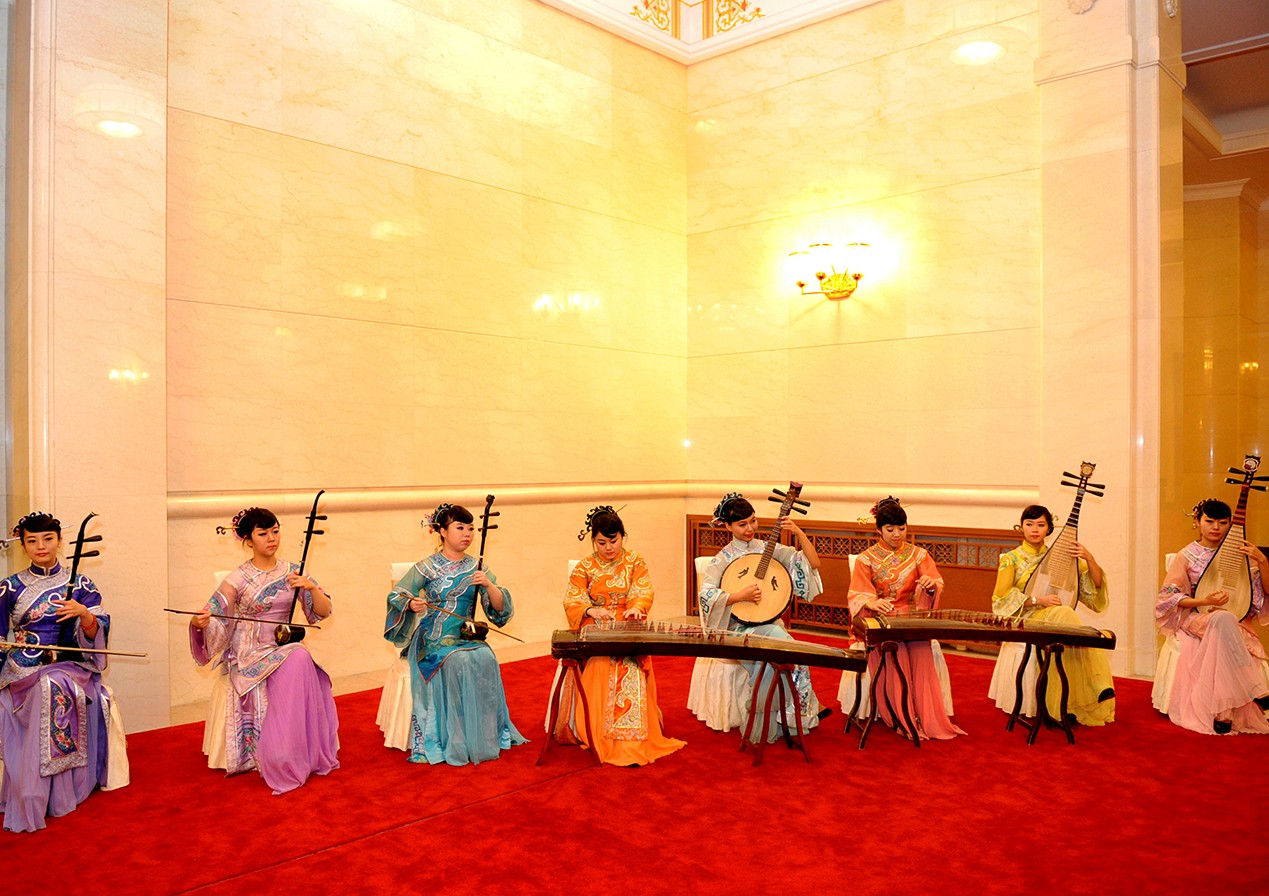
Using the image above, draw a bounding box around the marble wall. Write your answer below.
[9,0,1185,725]
[163,0,691,713]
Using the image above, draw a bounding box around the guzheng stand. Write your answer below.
[848,614,1116,748]
[541,627,866,767]
[538,657,602,767]
[739,661,810,766]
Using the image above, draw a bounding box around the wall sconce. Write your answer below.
[790,242,870,301]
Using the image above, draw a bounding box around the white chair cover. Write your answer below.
[202,570,231,769]
[377,561,415,751]
[837,555,955,718]
[1151,553,1180,713]
[686,556,750,731]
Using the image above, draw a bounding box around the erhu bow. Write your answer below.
[275,490,328,646]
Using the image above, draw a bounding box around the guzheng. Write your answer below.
[551,622,865,672]
[1194,454,1266,621]
[851,609,1116,650]
[851,609,1115,747]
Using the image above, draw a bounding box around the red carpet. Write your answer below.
[9,643,1268,895]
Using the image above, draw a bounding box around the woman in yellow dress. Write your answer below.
[558,506,685,766]
[987,504,1114,726]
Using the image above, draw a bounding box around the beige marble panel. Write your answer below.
[54,63,165,284]
[685,414,790,483]
[907,404,1037,486]
[521,124,616,216]
[610,33,686,109]
[168,394,287,493]
[411,327,524,413]
[1042,150,1134,308]
[51,277,166,496]
[687,350,788,420]
[168,0,284,128]
[276,223,418,327]
[56,0,167,75]
[167,111,284,220]
[408,406,526,486]
[1040,67,1131,164]
[610,152,687,234]
[167,205,287,311]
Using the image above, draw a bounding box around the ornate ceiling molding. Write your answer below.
[538,0,882,63]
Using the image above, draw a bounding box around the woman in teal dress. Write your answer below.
[384,503,526,765]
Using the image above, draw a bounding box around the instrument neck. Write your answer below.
[1232,485,1252,528]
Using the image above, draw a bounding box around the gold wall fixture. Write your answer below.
[789,242,870,301]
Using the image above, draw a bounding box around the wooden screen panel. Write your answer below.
[685,514,1017,636]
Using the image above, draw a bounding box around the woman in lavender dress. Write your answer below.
[190,507,339,792]
[0,512,123,832]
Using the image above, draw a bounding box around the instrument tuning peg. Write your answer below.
[1061,471,1078,480]
[793,499,810,507]
[314,514,328,521]
[771,489,788,498]
[486,524,499,530]
[1060,480,1078,489]
[1252,484,1268,493]
[488,510,501,517]
[791,505,808,515]
[1228,467,1244,476]
[1086,489,1104,497]
[1224,477,1241,485]
[767,495,783,503]
[312,528,325,536]
[1088,482,1106,491]
[81,550,100,559]
[1254,475,1269,482]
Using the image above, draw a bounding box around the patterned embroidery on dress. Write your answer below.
[39,673,89,776]
[604,656,648,741]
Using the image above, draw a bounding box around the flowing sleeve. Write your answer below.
[71,575,110,672]
[772,543,822,602]
[992,552,1026,618]
[1076,558,1109,613]
[191,573,236,667]
[0,578,13,653]
[1156,551,1191,637]
[385,563,426,648]
[563,560,594,631]
[848,554,879,618]
[626,553,655,616]
[1251,565,1266,621]
[699,552,732,630]
[915,549,943,610]
[478,568,513,627]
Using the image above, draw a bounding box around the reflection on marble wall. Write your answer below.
[686,3,1043,510]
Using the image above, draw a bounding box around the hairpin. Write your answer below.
[869,495,901,518]
[711,492,744,526]
[217,506,262,538]
[423,502,454,533]
[10,511,59,538]
[577,505,617,541]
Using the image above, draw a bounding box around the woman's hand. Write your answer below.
[1036,594,1063,608]
[622,607,646,621]
[286,573,319,593]
[915,575,939,594]
[1201,589,1230,608]
[191,610,212,630]
[471,570,492,589]
[408,598,428,613]
[1240,541,1268,566]
[728,584,763,605]
[868,597,895,615]
[588,607,615,621]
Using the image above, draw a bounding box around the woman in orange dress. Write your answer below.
[558,506,685,765]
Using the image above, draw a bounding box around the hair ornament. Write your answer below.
[217,507,262,538]
[10,511,60,538]
[577,505,617,541]
[869,495,901,518]
[711,492,744,526]
[424,502,454,533]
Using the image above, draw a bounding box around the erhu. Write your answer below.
[1194,454,1267,621]
[2,513,148,662]
[461,494,499,641]
[275,490,328,646]
[1023,462,1105,609]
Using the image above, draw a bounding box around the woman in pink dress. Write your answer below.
[190,507,339,791]
[849,496,964,741]
[1156,498,1269,734]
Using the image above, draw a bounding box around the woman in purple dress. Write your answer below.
[190,507,339,792]
[0,512,122,832]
